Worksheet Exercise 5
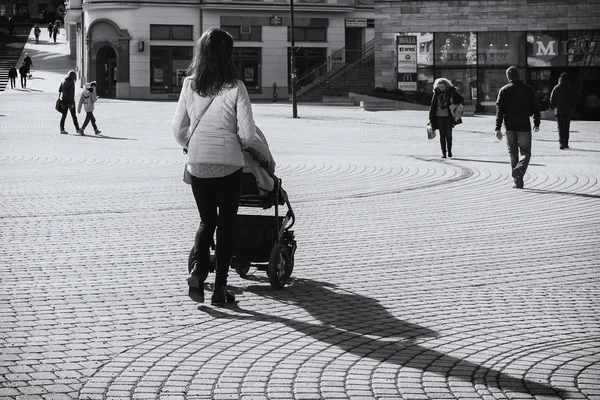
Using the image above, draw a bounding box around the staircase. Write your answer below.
[0,21,33,92]
[295,39,375,102]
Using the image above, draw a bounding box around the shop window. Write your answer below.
[150,46,193,93]
[478,32,526,67]
[288,47,327,92]
[288,27,327,42]
[478,69,509,108]
[435,68,477,105]
[232,48,261,92]
[221,26,262,42]
[150,25,193,41]
[567,30,600,66]
[527,31,568,67]
[434,32,477,66]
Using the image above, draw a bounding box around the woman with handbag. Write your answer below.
[173,28,256,305]
[58,70,82,135]
[428,78,464,158]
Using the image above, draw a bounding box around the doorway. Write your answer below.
[345,27,363,63]
[96,46,117,98]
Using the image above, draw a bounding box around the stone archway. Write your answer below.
[87,19,131,98]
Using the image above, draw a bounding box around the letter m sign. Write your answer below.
[535,34,558,62]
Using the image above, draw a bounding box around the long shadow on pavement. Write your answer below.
[523,188,600,200]
[451,157,545,167]
[202,277,568,398]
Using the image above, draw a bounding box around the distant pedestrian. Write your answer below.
[8,17,14,36]
[34,24,41,43]
[19,63,28,88]
[586,92,600,121]
[58,70,82,135]
[48,22,53,38]
[9,67,18,89]
[428,77,464,158]
[550,73,577,149]
[78,81,101,135]
[23,53,33,72]
[52,24,59,43]
[495,66,541,189]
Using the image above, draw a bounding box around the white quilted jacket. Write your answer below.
[173,77,256,168]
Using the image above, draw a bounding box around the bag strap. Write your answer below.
[185,96,215,149]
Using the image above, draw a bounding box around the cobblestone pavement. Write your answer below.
[1,38,600,400]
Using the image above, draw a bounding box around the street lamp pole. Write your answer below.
[290,0,298,118]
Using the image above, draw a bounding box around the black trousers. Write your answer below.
[436,116,453,154]
[20,74,27,88]
[190,168,243,288]
[60,103,80,131]
[10,77,16,88]
[556,114,571,145]
[81,111,98,130]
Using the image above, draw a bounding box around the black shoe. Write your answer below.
[564,144,569,149]
[512,168,524,189]
[211,286,237,305]
[560,144,565,150]
[441,154,447,159]
[448,150,453,158]
[187,262,205,303]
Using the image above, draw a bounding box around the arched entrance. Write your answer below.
[96,46,117,98]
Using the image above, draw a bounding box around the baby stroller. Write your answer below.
[188,128,297,289]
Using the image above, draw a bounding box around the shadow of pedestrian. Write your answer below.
[450,157,546,167]
[523,188,600,199]
[73,134,137,141]
[200,278,568,398]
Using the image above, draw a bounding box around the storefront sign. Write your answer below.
[535,34,559,62]
[269,15,282,26]
[345,18,375,28]
[396,35,417,91]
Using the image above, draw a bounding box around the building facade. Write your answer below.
[64,0,375,100]
[1,0,64,22]
[374,0,600,117]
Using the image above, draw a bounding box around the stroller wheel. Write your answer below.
[268,244,291,290]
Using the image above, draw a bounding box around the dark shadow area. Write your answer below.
[563,148,600,154]
[450,158,546,167]
[199,278,568,398]
[523,188,600,199]
[73,134,137,141]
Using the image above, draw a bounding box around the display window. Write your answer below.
[478,69,509,108]
[434,32,477,66]
[567,30,600,67]
[478,32,525,67]
[233,48,261,92]
[434,68,477,104]
[150,46,193,93]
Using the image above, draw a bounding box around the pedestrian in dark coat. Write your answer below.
[23,53,33,74]
[8,17,14,36]
[9,67,18,89]
[34,24,41,43]
[495,66,541,189]
[550,73,578,149]
[52,24,59,43]
[58,70,82,135]
[428,77,464,158]
[48,22,53,38]
[19,63,28,88]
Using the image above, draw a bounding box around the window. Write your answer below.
[478,32,526,67]
[150,25,193,41]
[232,48,261,92]
[567,30,600,66]
[221,26,262,42]
[435,68,477,105]
[478,69,508,107]
[150,46,193,93]
[434,32,477,66]
[288,27,327,42]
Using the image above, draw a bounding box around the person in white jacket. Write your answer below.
[77,81,101,135]
[173,27,256,305]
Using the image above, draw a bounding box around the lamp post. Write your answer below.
[290,0,298,118]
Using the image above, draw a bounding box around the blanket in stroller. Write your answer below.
[244,127,276,194]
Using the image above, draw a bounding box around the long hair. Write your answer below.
[433,77,453,92]
[188,28,237,96]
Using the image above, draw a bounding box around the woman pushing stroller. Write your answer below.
[173,28,256,305]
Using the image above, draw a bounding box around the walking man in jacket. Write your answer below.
[495,66,541,189]
[550,73,578,149]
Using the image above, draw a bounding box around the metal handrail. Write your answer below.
[295,45,346,88]
[297,39,375,97]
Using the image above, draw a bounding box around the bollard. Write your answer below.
[272,82,278,102]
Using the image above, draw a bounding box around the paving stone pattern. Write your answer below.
[1,44,600,400]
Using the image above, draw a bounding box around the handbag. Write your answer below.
[449,103,464,122]
[182,97,215,184]
[427,124,436,140]
[55,84,64,113]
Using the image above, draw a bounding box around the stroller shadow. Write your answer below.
[200,278,567,398]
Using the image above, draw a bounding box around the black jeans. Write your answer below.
[60,103,80,131]
[436,116,453,155]
[20,74,27,88]
[190,168,243,288]
[556,114,571,145]
[82,111,98,131]
[10,77,16,88]
[505,130,532,177]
